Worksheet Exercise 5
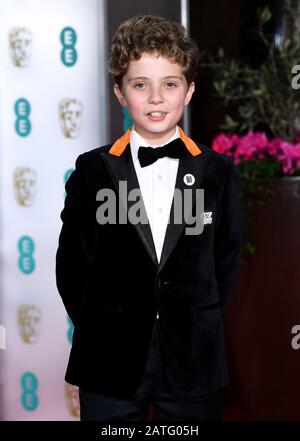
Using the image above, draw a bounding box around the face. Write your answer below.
[59,99,83,138]
[9,28,32,67]
[14,168,37,206]
[18,305,41,344]
[114,53,195,144]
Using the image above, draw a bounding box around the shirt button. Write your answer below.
[156,312,159,319]
[158,174,163,180]
[158,208,163,213]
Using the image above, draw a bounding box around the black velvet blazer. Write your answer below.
[56,128,243,398]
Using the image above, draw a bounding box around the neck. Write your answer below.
[134,126,177,146]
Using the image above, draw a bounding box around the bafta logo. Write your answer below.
[14,167,37,206]
[18,305,41,344]
[59,98,83,139]
[65,382,80,418]
[9,27,32,67]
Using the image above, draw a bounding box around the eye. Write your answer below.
[134,82,145,89]
[165,82,177,88]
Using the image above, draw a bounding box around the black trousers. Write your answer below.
[79,318,223,421]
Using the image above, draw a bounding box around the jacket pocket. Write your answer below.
[196,302,221,311]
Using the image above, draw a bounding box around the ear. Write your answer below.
[184,81,195,106]
[113,83,128,107]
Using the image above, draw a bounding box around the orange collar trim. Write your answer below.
[108,126,201,157]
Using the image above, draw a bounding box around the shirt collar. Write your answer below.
[130,125,180,162]
[108,125,201,157]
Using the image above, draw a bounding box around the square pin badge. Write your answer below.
[202,211,213,225]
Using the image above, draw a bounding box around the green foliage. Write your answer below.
[202,0,300,258]
[203,1,300,141]
[237,156,280,219]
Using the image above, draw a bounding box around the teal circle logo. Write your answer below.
[64,168,74,198]
[15,98,31,117]
[18,236,35,274]
[60,27,77,46]
[20,372,39,411]
[123,107,133,132]
[60,27,78,67]
[15,98,31,137]
[64,168,74,184]
[18,235,35,254]
[67,315,74,344]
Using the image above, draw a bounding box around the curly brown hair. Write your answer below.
[107,15,200,87]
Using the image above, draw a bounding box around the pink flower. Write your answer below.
[211,130,300,175]
[266,138,283,157]
[212,131,270,161]
[212,133,238,155]
[235,132,269,161]
[279,142,300,174]
[294,144,300,169]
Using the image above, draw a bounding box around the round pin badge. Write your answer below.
[183,173,195,186]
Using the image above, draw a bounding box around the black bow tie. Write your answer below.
[138,138,186,168]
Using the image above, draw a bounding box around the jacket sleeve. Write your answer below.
[55,154,89,326]
[213,158,244,307]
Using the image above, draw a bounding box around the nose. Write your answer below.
[148,85,164,104]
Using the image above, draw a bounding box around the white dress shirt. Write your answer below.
[130,125,180,264]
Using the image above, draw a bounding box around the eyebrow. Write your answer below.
[128,76,183,82]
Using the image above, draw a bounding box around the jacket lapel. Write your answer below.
[101,127,209,272]
[100,140,158,267]
[158,148,209,271]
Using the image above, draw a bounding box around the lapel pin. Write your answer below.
[202,211,213,224]
[183,173,195,186]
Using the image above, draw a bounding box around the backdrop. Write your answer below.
[0,0,108,420]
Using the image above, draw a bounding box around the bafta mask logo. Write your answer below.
[65,382,80,418]
[18,305,41,344]
[59,98,83,138]
[9,27,32,67]
[14,167,37,206]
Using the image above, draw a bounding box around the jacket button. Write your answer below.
[157,278,171,290]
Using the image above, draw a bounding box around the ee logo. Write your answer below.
[60,27,78,67]
[18,236,35,274]
[21,372,39,411]
[67,315,74,344]
[15,98,31,137]
[64,168,74,199]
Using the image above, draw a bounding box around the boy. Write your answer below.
[56,15,243,421]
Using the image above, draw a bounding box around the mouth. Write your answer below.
[147,111,167,117]
[147,111,167,121]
